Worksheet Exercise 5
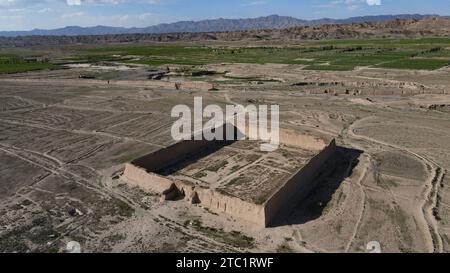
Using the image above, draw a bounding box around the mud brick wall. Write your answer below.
[122,123,337,228]
[263,140,337,227]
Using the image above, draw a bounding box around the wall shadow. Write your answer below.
[132,123,243,176]
[269,146,363,228]
[155,139,236,176]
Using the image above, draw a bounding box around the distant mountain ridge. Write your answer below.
[2,17,450,47]
[0,14,447,37]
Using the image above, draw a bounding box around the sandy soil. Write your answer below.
[0,62,449,253]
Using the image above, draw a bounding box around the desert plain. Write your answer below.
[1,19,450,253]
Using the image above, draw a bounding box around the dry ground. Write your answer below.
[0,62,449,253]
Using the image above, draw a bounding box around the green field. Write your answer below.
[74,38,450,71]
[79,46,315,65]
[1,38,449,73]
[0,55,55,74]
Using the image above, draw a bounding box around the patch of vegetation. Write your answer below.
[80,38,450,70]
[154,242,187,253]
[304,64,353,71]
[103,233,126,244]
[112,198,135,218]
[187,219,255,248]
[224,175,252,191]
[206,160,228,172]
[246,154,262,162]
[0,55,55,74]
[27,226,58,245]
[2,38,450,73]
[193,171,207,179]
[84,46,317,66]
[0,215,58,253]
[20,199,33,207]
[376,58,449,70]
[222,231,255,248]
[0,62,55,74]
[230,165,242,173]
[91,38,450,71]
[276,243,295,253]
[0,236,29,253]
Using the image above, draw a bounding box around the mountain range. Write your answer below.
[0,14,448,37]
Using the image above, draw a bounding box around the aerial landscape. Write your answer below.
[1,0,450,255]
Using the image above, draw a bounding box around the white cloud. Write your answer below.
[66,0,161,5]
[61,11,84,18]
[319,0,382,9]
[366,0,381,6]
[57,10,161,27]
[0,0,17,6]
[66,0,81,5]
[243,0,267,6]
[38,8,53,13]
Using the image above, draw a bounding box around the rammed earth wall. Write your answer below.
[122,124,337,228]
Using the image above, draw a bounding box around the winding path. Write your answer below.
[347,116,443,253]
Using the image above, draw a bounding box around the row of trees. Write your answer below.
[0,56,48,65]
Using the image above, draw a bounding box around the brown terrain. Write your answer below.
[1,18,450,253]
[1,17,450,47]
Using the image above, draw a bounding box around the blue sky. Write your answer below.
[0,0,449,31]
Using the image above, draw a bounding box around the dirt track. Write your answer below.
[1,62,450,252]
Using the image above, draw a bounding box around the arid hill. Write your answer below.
[1,17,450,48]
[0,14,439,37]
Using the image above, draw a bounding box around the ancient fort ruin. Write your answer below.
[122,123,337,228]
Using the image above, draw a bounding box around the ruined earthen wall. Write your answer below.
[195,189,266,227]
[278,129,328,151]
[0,78,213,91]
[305,87,447,96]
[122,163,173,193]
[132,123,234,172]
[109,79,215,91]
[122,123,337,228]
[106,80,176,89]
[122,162,266,226]
[263,140,337,227]
[235,123,328,151]
[143,80,177,89]
[185,138,336,228]
[179,81,214,91]
[132,139,215,172]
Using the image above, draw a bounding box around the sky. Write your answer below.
[0,0,449,31]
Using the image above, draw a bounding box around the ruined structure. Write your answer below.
[122,123,337,228]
